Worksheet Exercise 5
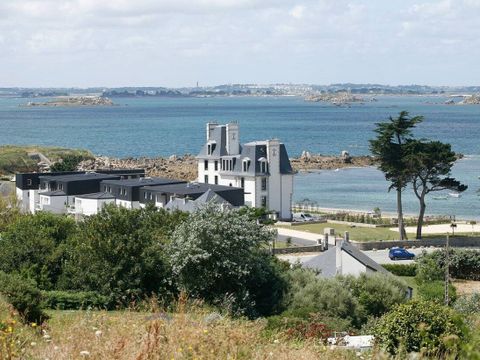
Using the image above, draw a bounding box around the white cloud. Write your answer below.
[0,0,479,86]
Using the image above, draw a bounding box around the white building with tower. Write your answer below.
[196,122,294,220]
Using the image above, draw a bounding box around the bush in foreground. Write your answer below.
[0,272,45,323]
[61,205,187,305]
[168,204,287,318]
[374,299,467,357]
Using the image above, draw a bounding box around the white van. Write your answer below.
[293,212,315,222]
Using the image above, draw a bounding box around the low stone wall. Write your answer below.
[272,245,324,254]
[352,237,480,251]
[326,220,379,228]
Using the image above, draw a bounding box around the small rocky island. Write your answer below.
[445,94,480,105]
[24,96,114,107]
[305,92,366,105]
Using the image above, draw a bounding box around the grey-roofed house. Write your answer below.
[139,182,244,209]
[37,173,122,214]
[164,188,233,213]
[296,241,389,278]
[75,192,117,217]
[100,177,187,209]
[196,123,294,220]
[15,168,144,214]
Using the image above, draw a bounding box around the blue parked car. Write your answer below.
[389,247,415,260]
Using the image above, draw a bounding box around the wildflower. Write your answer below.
[203,329,208,334]
[54,346,60,351]
[30,342,37,346]
[80,350,90,357]
[273,339,279,344]
[95,330,102,338]
[31,323,37,328]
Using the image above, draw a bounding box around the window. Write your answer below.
[108,186,111,193]
[214,161,218,171]
[243,159,251,172]
[149,193,153,200]
[241,177,245,188]
[204,160,208,170]
[104,185,107,192]
[261,196,267,208]
[144,192,147,199]
[204,175,209,183]
[27,179,32,186]
[207,144,211,155]
[261,178,267,191]
[59,184,63,190]
[214,176,218,185]
[260,161,267,173]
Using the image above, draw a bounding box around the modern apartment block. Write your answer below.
[196,123,294,220]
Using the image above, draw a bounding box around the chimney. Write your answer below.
[226,123,240,155]
[206,123,218,141]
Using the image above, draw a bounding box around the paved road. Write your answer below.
[362,248,436,264]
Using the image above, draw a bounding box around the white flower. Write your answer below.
[95,330,102,337]
[80,350,90,357]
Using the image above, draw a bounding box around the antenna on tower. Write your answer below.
[196,81,199,88]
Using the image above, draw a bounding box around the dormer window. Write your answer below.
[207,141,216,155]
[258,157,268,173]
[242,158,251,172]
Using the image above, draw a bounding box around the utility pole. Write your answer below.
[445,233,450,306]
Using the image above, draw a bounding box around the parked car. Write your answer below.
[389,247,415,260]
[293,212,315,222]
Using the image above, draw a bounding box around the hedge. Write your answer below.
[418,249,480,281]
[382,263,416,277]
[42,291,111,310]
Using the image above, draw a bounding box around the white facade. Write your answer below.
[197,123,294,220]
[37,194,74,214]
[75,197,115,216]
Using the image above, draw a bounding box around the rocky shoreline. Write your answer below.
[77,152,377,181]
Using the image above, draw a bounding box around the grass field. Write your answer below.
[0,298,357,360]
[287,222,480,242]
[0,145,93,175]
[287,222,399,241]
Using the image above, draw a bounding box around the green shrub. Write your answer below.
[382,263,416,277]
[453,294,480,315]
[417,281,457,304]
[0,212,76,290]
[0,272,45,323]
[340,273,409,318]
[42,291,111,310]
[374,300,466,357]
[61,205,187,305]
[417,249,480,281]
[168,204,287,318]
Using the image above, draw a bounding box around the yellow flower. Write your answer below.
[31,322,37,327]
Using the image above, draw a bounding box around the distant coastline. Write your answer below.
[22,96,115,107]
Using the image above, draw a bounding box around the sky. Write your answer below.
[1,0,479,87]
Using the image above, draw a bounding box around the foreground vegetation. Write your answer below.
[1,202,480,358]
[0,145,92,174]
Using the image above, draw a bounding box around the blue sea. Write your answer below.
[0,95,479,219]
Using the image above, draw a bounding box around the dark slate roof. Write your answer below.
[101,177,184,188]
[194,188,229,205]
[197,125,228,158]
[279,144,294,174]
[303,246,338,278]
[39,173,119,182]
[76,192,116,199]
[39,190,67,196]
[340,241,390,274]
[143,182,242,195]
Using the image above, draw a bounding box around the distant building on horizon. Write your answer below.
[196,122,294,220]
